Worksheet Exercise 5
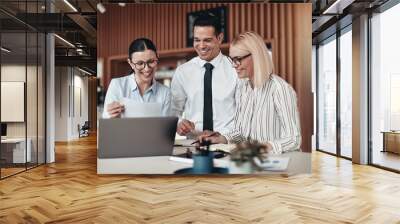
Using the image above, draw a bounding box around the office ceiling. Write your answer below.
[0,0,391,73]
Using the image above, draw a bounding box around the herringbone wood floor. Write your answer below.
[1,134,400,224]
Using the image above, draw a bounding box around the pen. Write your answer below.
[190,132,219,145]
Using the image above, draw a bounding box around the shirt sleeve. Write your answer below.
[224,82,246,143]
[268,84,302,154]
[162,89,172,116]
[102,79,120,119]
[170,67,187,119]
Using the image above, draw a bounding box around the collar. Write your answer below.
[197,51,223,69]
[130,73,157,94]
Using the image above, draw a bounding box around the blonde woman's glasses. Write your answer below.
[228,54,251,67]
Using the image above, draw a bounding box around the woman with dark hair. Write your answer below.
[103,38,171,118]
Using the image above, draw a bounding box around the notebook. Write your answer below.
[254,157,290,171]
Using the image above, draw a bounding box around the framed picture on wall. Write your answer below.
[186,6,228,47]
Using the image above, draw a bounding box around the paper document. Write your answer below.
[254,157,290,171]
[209,144,236,153]
[120,98,162,118]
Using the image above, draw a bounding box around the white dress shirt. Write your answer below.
[171,52,238,135]
[225,74,301,154]
[103,74,171,118]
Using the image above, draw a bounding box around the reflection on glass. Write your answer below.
[371,4,400,171]
[340,29,352,158]
[318,36,337,154]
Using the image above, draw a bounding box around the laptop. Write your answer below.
[98,117,178,158]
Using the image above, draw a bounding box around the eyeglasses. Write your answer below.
[228,53,252,67]
[130,59,158,71]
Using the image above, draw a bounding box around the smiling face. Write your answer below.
[127,49,158,84]
[193,26,223,61]
[229,45,254,80]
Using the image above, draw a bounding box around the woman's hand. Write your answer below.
[106,101,125,118]
[197,131,228,144]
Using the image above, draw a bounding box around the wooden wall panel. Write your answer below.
[98,3,312,152]
[88,77,97,132]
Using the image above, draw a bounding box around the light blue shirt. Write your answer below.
[103,74,171,118]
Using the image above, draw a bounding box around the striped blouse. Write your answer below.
[225,74,301,154]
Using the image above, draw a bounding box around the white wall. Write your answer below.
[1,65,37,137]
[55,67,89,141]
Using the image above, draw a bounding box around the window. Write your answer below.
[339,28,352,158]
[317,35,337,154]
[370,2,400,171]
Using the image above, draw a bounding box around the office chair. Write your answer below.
[78,121,90,138]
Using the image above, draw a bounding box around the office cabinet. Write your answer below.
[382,131,400,154]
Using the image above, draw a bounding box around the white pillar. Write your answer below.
[46,33,55,163]
[45,0,55,163]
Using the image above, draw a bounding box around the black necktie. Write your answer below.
[203,63,214,131]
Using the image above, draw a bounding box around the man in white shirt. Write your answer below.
[171,14,237,137]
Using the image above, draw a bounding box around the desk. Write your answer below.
[1,138,31,163]
[97,147,311,175]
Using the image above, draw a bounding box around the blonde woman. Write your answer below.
[199,31,301,154]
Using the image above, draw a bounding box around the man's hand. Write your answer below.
[177,119,195,135]
[106,101,125,118]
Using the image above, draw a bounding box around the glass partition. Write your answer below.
[0,1,46,179]
[1,30,28,177]
[27,31,38,169]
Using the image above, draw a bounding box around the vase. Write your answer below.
[192,151,214,174]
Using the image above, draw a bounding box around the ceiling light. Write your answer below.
[118,3,126,7]
[54,34,75,48]
[97,3,106,14]
[78,67,93,76]
[322,0,354,15]
[1,47,11,53]
[63,0,78,12]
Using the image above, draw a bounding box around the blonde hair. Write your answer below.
[230,31,274,88]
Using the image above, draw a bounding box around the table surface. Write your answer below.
[97,147,311,175]
[381,131,400,134]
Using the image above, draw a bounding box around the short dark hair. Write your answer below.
[193,13,221,35]
[128,38,157,60]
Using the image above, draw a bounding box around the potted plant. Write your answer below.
[229,140,267,174]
